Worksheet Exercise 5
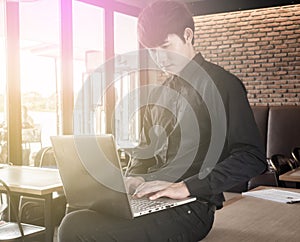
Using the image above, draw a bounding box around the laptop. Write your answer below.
[50,135,196,219]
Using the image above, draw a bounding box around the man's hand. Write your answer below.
[124,176,145,194]
[134,180,190,200]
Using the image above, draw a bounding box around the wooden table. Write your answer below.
[279,167,300,183]
[203,186,300,242]
[0,165,63,242]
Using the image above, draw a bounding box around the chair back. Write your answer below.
[34,147,56,168]
[292,147,300,165]
[0,179,45,241]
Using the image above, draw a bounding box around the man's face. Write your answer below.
[148,33,193,74]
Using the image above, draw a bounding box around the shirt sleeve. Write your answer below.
[184,75,267,197]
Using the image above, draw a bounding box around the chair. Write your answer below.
[248,158,279,190]
[270,154,299,188]
[271,154,297,174]
[0,179,45,241]
[18,147,66,227]
[0,193,8,221]
[22,124,42,149]
[292,147,300,165]
[34,146,56,168]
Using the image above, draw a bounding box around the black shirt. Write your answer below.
[130,53,267,209]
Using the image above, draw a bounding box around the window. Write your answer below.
[0,0,7,164]
[114,12,139,148]
[2,0,141,165]
[72,1,105,135]
[19,0,60,165]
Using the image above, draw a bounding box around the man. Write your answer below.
[22,105,34,129]
[58,1,266,241]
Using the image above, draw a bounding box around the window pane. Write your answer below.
[114,12,139,148]
[19,0,60,166]
[73,1,105,135]
[114,12,138,55]
[0,0,7,164]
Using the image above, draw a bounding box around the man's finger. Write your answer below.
[149,191,164,200]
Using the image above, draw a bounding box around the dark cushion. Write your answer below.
[251,106,269,151]
[267,106,300,158]
[248,170,278,190]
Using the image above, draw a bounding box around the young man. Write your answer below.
[58,1,266,241]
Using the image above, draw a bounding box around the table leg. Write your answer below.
[8,193,20,222]
[44,193,53,242]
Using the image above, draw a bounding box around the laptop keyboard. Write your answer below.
[130,197,177,213]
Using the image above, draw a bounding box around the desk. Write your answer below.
[0,165,63,242]
[203,187,300,242]
[279,167,300,183]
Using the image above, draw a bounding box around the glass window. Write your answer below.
[114,12,139,148]
[19,0,60,165]
[73,0,105,135]
[0,0,7,164]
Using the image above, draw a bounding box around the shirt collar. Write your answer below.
[178,52,205,81]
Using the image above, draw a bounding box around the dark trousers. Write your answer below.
[58,200,215,242]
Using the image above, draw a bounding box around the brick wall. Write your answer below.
[193,4,300,106]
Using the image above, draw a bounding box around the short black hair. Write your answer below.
[138,0,195,48]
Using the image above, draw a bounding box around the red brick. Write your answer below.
[288,88,300,93]
[290,15,300,21]
[270,94,284,98]
[276,35,288,40]
[267,23,282,29]
[254,32,267,38]
[279,11,294,18]
[268,58,281,63]
[261,45,274,50]
[251,63,261,68]
[280,21,296,26]
[228,35,242,41]
[261,89,274,94]
[268,76,281,80]
[268,48,282,54]
[247,37,260,42]
[275,63,289,68]
[256,41,270,46]
[282,57,296,62]
[255,67,267,72]
[282,66,295,72]
[268,102,283,106]
[275,88,289,93]
[270,40,283,45]
[288,52,299,57]
[260,62,274,67]
[260,37,274,42]
[281,84,296,89]
[273,26,287,31]
[221,40,232,45]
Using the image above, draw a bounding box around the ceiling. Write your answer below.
[115,0,200,9]
[115,0,300,15]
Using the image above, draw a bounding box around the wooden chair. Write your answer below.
[18,147,66,227]
[0,179,45,241]
[292,147,300,166]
